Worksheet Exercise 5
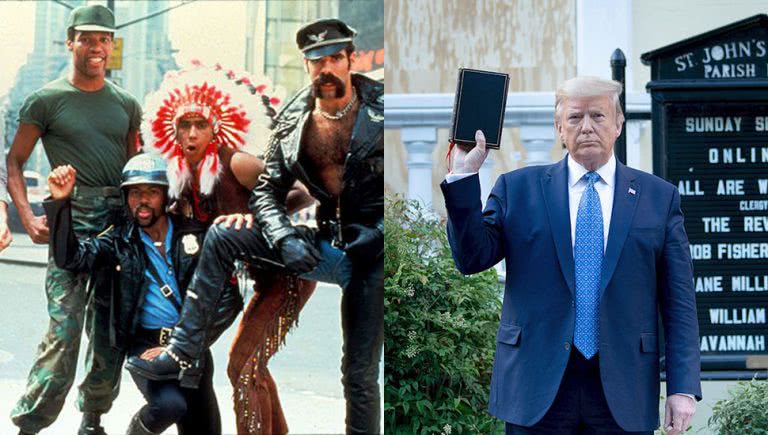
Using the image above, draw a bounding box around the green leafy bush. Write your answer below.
[384,196,504,434]
[708,376,768,434]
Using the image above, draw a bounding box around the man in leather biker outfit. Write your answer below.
[127,18,384,434]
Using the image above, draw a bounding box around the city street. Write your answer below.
[0,234,381,434]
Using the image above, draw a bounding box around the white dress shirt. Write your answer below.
[567,154,615,252]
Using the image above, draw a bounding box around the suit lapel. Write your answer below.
[541,158,575,298]
[599,161,639,297]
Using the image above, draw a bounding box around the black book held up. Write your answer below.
[450,68,509,150]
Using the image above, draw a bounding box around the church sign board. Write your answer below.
[642,14,768,375]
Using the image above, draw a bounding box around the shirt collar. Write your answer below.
[567,153,616,188]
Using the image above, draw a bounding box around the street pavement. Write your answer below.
[0,233,383,434]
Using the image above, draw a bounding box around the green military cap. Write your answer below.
[296,18,356,60]
[67,4,115,33]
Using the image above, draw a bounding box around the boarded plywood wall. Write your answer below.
[385,0,577,214]
[385,0,576,93]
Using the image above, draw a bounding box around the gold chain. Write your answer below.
[318,90,357,120]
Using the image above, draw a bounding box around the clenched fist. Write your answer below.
[47,165,77,200]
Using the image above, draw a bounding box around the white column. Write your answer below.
[402,127,437,207]
[576,0,633,89]
[520,124,556,166]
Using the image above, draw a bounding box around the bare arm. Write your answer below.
[230,151,265,191]
[230,151,314,214]
[7,123,48,244]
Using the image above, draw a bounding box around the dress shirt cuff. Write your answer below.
[445,172,476,183]
[671,393,697,402]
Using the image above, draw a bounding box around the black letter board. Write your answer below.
[642,14,768,377]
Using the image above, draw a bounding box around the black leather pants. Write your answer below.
[169,223,383,434]
[340,257,383,434]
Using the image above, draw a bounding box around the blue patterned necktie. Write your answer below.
[574,171,603,359]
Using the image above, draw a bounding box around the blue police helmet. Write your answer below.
[120,153,169,189]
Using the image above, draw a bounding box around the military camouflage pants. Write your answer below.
[11,189,124,433]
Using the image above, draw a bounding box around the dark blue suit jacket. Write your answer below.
[440,157,701,432]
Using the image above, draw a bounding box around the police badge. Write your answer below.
[182,234,200,255]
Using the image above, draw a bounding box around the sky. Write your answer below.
[0,0,249,97]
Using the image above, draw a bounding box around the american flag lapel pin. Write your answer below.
[628,187,636,195]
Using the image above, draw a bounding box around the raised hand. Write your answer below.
[450,130,490,174]
[47,165,77,200]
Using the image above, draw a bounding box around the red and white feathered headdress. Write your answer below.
[142,61,284,199]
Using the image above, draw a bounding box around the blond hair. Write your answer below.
[554,76,625,124]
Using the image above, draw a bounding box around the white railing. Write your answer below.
[385,91,653,281]
[385,91,652,204]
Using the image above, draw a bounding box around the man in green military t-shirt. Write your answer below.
[6,5,142,435]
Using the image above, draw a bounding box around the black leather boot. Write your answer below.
[125,344,201,385]
[208,282,244,343]
[124,284,241,387]
[124,287,214,388]
[78,412,106,435]
[126,413,157,435]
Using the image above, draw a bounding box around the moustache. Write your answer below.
[314,73,344,87]
[312,73,345,99]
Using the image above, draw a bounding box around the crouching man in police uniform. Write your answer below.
[44,154,242,435]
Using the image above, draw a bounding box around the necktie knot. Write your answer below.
[584,171,600,186]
